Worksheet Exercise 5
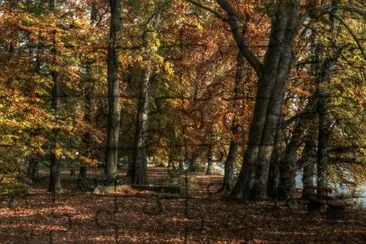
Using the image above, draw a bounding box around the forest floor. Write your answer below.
[1,167,366,243]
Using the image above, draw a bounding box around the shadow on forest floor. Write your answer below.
[1,167,366,243]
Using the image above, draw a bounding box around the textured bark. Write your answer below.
[131,69,152,185]
[226,0,300,200]
[105,0,122,178]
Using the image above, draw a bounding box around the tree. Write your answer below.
[215,0,301,200]
[48,0,62,193]
[105,0,122,179]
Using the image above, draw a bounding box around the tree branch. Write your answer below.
[330,13,366,59]
[185,0,227,22]
[216,0,263,74]
[321,5,366,17]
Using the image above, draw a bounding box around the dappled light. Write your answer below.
[0,0,365,242]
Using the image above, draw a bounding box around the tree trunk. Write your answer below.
[27,158,39,182]
[316,89,330,191]
[79,166,87,179]
[267,116,283,199]
[48,0,62,193]
[302,164,315,198]
[48,0,55,11]
[222,52,243,191]
[315,0,341,196]
[227,1,300,200]
[315,57,337,195]
[105,0,122,179]
[206,145,213,175]
[222,141,237,192]
[187,155,197,172]
[277,97,316,198]
[79,0,98,180]
[130,69,152,185]
[49,153,61,192]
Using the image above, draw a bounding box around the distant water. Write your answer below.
[295,171,366,207]
[211,163,366,207]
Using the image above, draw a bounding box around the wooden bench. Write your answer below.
[303,185,354,220]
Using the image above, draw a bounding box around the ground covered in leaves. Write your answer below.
[1,167,366,243]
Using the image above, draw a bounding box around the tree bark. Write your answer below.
[316,80,331,191]
[130,68,152,185]
[187,154,197,172]
[48,0,61,193]
[301,139,317,198]
[267,115,283,199]
[27,158,39,182]
[222,52,244,191]
[105,0,122,179]
[277,97,317,198]
[206,145,213,175]
[223,141,238,192]
[79,0,98,180]
[315,53,338,193]
[225,0,300,200]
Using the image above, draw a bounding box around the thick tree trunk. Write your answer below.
[130,69,152,185]
[315,0,340,196]
[228,1,300,200]
[105,0,122,179]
